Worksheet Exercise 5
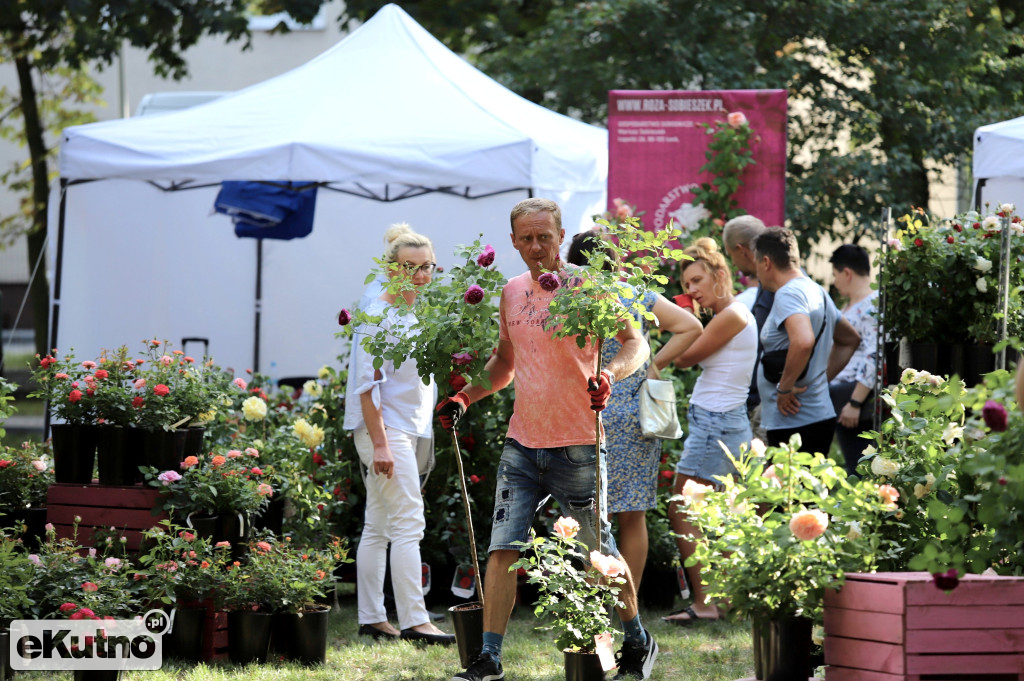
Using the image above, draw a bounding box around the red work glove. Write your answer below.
[673,293,695,311]
[586,370,614,412]
[436,392,470,430]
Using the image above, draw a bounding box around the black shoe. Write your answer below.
[399,628,456,646]
[452,652,505,681]
[358,623,398,640]
[612,629,658,680]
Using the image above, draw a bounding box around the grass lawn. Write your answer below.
[12,588,756,681]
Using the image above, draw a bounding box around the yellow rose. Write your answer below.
[293,418,325,448]
[318,365,331,380]
[870,456,900,478]
[302,380,323,398]
[242,396,268,421]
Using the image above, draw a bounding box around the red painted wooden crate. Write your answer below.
[46,482,167,552]
[823,572,1024,681]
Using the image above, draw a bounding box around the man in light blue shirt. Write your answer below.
[753,227,861,455]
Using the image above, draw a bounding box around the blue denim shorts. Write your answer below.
[674,403,751,485]
[488,439,618,556]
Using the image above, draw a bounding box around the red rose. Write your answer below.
[973,222,981,229]
[469,474,480,484]
[982,400,1008,432]
[449,373,468,392]
[661,470,674,479]
[132,396,145,408]
[913,238,923,247]
[932,569,959,591]
[40,355,56,368]
[68,389,83,403]
[954,223,963,232]
[312,452,325,466]
[153,384,170,396]
[338,308,352,326]
[946,236,954,244]
[94,369,109,379]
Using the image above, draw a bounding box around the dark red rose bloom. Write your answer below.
[449,373,468,392]
[913,238,924,247]
[538,272,560,291]
[476,245,495,267]
[946,236,954,244]
[982,400,1008,432]
[338,308,352,326]
[932,568,959,591]
[464,285,485,305]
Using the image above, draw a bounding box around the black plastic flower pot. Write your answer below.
[763,616,812,681]
[751,617,771,680]
[1,629,11,681]
[563,648,607,681]
[140,428,187,473]
[184,427,206,459]
[215,512,250,561]
[10,506,47,553]
[96,425,137,486]
[186,514,219,542]
[168,605,207,662]
[51,423,97,484]
[228,610,272,665]
[449,601,483,668]
[273,607,330,666]
[252,497,284,535]
[72,670,121,681]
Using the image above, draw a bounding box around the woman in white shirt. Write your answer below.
[344,223,454,645]
[663,237,758,625]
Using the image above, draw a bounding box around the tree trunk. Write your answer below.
[14,53,51,357]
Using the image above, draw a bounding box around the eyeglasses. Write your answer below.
[400,262,437,275]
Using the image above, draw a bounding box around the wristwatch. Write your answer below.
[602,369,616,386]
[849,398,864,408]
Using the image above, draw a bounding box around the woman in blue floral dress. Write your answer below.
[567,231,702,586]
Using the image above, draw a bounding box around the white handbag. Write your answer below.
[637,378,683,440]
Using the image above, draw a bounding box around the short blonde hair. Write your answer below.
[682,237,732,283]
[383,222,434,263]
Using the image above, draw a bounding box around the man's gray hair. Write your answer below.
[510,198,561,233]
[722,214,767,250]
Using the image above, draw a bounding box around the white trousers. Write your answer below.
[354,427,430,630]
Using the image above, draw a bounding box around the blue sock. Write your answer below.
[622,615,647,646]
[481,631,504,662]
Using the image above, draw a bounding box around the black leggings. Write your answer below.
[766,417,837,456]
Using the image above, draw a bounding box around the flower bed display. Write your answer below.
[823,572,1024,680]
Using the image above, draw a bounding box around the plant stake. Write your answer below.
[450,425,484,609]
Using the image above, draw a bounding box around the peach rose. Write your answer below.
[789,509,829,541]
[589,551,626,579]
[210,455,226,467]
[682,479,713,502]
[727,111,748,128]
[553,516,580,539]
[878,484,900,509]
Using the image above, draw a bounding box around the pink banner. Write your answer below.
[608,90,787,232]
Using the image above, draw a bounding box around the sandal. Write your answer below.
[661,605,717,626]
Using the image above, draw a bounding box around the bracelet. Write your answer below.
[849,398,864,408]
[776,384,793,395]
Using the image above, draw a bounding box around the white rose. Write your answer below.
[977,277,988,293]
[1000,203,1015,214]
[871,456,900,477]
[913,370,934,385]
[748,438,767,457]
[974,256,993,273]
[900,368,918,384]
[964,210,980,222]
[1012,222,1024,236]
[982,215,1001,231]
[861,444,877,456]
[887,238,903,251]
[942,422,964,445]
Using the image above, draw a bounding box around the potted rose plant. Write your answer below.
[28,349,99,483]
[511,517,627,681]
[220,537,290,665]
[685,438,897,681]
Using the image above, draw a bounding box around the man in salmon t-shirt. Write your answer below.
[437,198,658,681]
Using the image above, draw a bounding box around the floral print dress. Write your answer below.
[601,289,660,513]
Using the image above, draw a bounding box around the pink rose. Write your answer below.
[94,369,108,379]
[612,198,633,220]
[81,582,98,592]
[878,484,900,508]
[245,447,259,457]
[727,111,748,128]
[476,245,496,267]
[250,467,263,475]
[32,459,46,471]
[452,352,474,366]
[789,509,829,541]
[133,378,146,390]
[160,355,173,367]
[233,377,247,390]
[226,449,242,458]
[153,384,170,397]
[257,483,273,497]
[464,285,485,305]
[553,516,580,539]
[157,470,182,485]
[54,372,68,379]
[81,361,97,370]
[59,602,79,613]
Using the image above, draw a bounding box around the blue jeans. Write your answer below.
[674,403,751,485]
[487,439,618,556]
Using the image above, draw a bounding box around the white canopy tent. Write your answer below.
[973,115,1024,212]
[51,3,607,378]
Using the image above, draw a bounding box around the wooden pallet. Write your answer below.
[46,482,166,552]
[824,572,1024,681]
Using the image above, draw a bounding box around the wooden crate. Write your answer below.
[46,483,167,552]
[201,607,229,662]
[824,572,1024,681]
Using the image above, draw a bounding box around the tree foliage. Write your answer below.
[341,0,1024,248]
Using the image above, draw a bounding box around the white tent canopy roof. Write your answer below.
[973,115,1024,180]
[59,3,606,194]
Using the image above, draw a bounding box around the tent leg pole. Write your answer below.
[254,238,262,373]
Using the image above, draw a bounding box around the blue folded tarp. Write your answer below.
[214,181,318,240]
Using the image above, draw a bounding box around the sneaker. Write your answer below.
[612,629,658,680]
[452,652,505,681]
